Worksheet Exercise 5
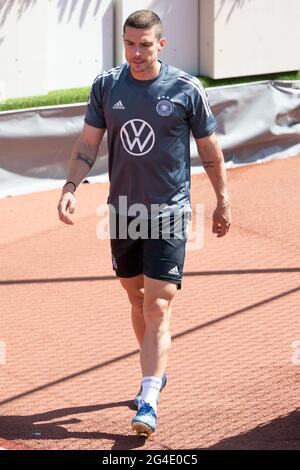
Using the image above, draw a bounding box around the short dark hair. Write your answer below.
[123,10,162,39]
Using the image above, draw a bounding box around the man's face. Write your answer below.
[123,26,166,75]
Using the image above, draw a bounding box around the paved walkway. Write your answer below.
[0,156,299,450]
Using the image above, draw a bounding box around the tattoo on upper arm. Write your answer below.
[202,161,214,169]
[76,152,94,169]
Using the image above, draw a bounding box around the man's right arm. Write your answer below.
[57,123,106,225]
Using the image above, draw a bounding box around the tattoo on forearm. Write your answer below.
[76,152,94,169]
[202,161,214,169]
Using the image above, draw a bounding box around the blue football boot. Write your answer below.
[131,400,157,437]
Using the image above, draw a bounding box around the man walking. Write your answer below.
[57,10,231,437]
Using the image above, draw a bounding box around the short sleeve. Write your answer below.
[187,81,217,138]
[84,75,106,129]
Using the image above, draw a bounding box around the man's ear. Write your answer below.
[158,37,166,51]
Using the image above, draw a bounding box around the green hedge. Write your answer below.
[0,87,90,112]
[199,70,300,88]
[1,70,299,112]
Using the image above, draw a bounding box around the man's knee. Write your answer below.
[143,278,176,328]
[126,289,144,311]
[119,276,144,309]
[144,299,170,325]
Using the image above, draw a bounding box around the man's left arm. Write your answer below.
[195,132,232,238]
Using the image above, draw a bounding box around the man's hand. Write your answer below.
[212,203,231,238]
[57,191,76,225]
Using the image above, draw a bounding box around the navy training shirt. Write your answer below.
[84,61,217,218]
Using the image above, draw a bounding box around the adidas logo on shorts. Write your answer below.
[113,100,125,110]
[168,266,180,276]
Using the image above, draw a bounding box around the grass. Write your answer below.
[0,87,90,112]
[0,70,299,112]
[199,70,300,88]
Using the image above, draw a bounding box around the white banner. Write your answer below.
[0,80,299,198]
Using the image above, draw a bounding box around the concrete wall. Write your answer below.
[0,0,299,100]
[199,0,300,79]
[0,0,48,99]
[0,0,114,100]
[47,0,114,91]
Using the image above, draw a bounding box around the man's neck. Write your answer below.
[130,60,162,81]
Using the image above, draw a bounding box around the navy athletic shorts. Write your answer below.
[110,213,190,289]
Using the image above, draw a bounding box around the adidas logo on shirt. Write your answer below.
[113,100,125,110]
[168,266,180,276]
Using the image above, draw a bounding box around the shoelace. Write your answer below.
[138,401,156,417]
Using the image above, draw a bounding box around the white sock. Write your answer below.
[140,376,162,412]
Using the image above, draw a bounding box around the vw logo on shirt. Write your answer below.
[120,119,155,156]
